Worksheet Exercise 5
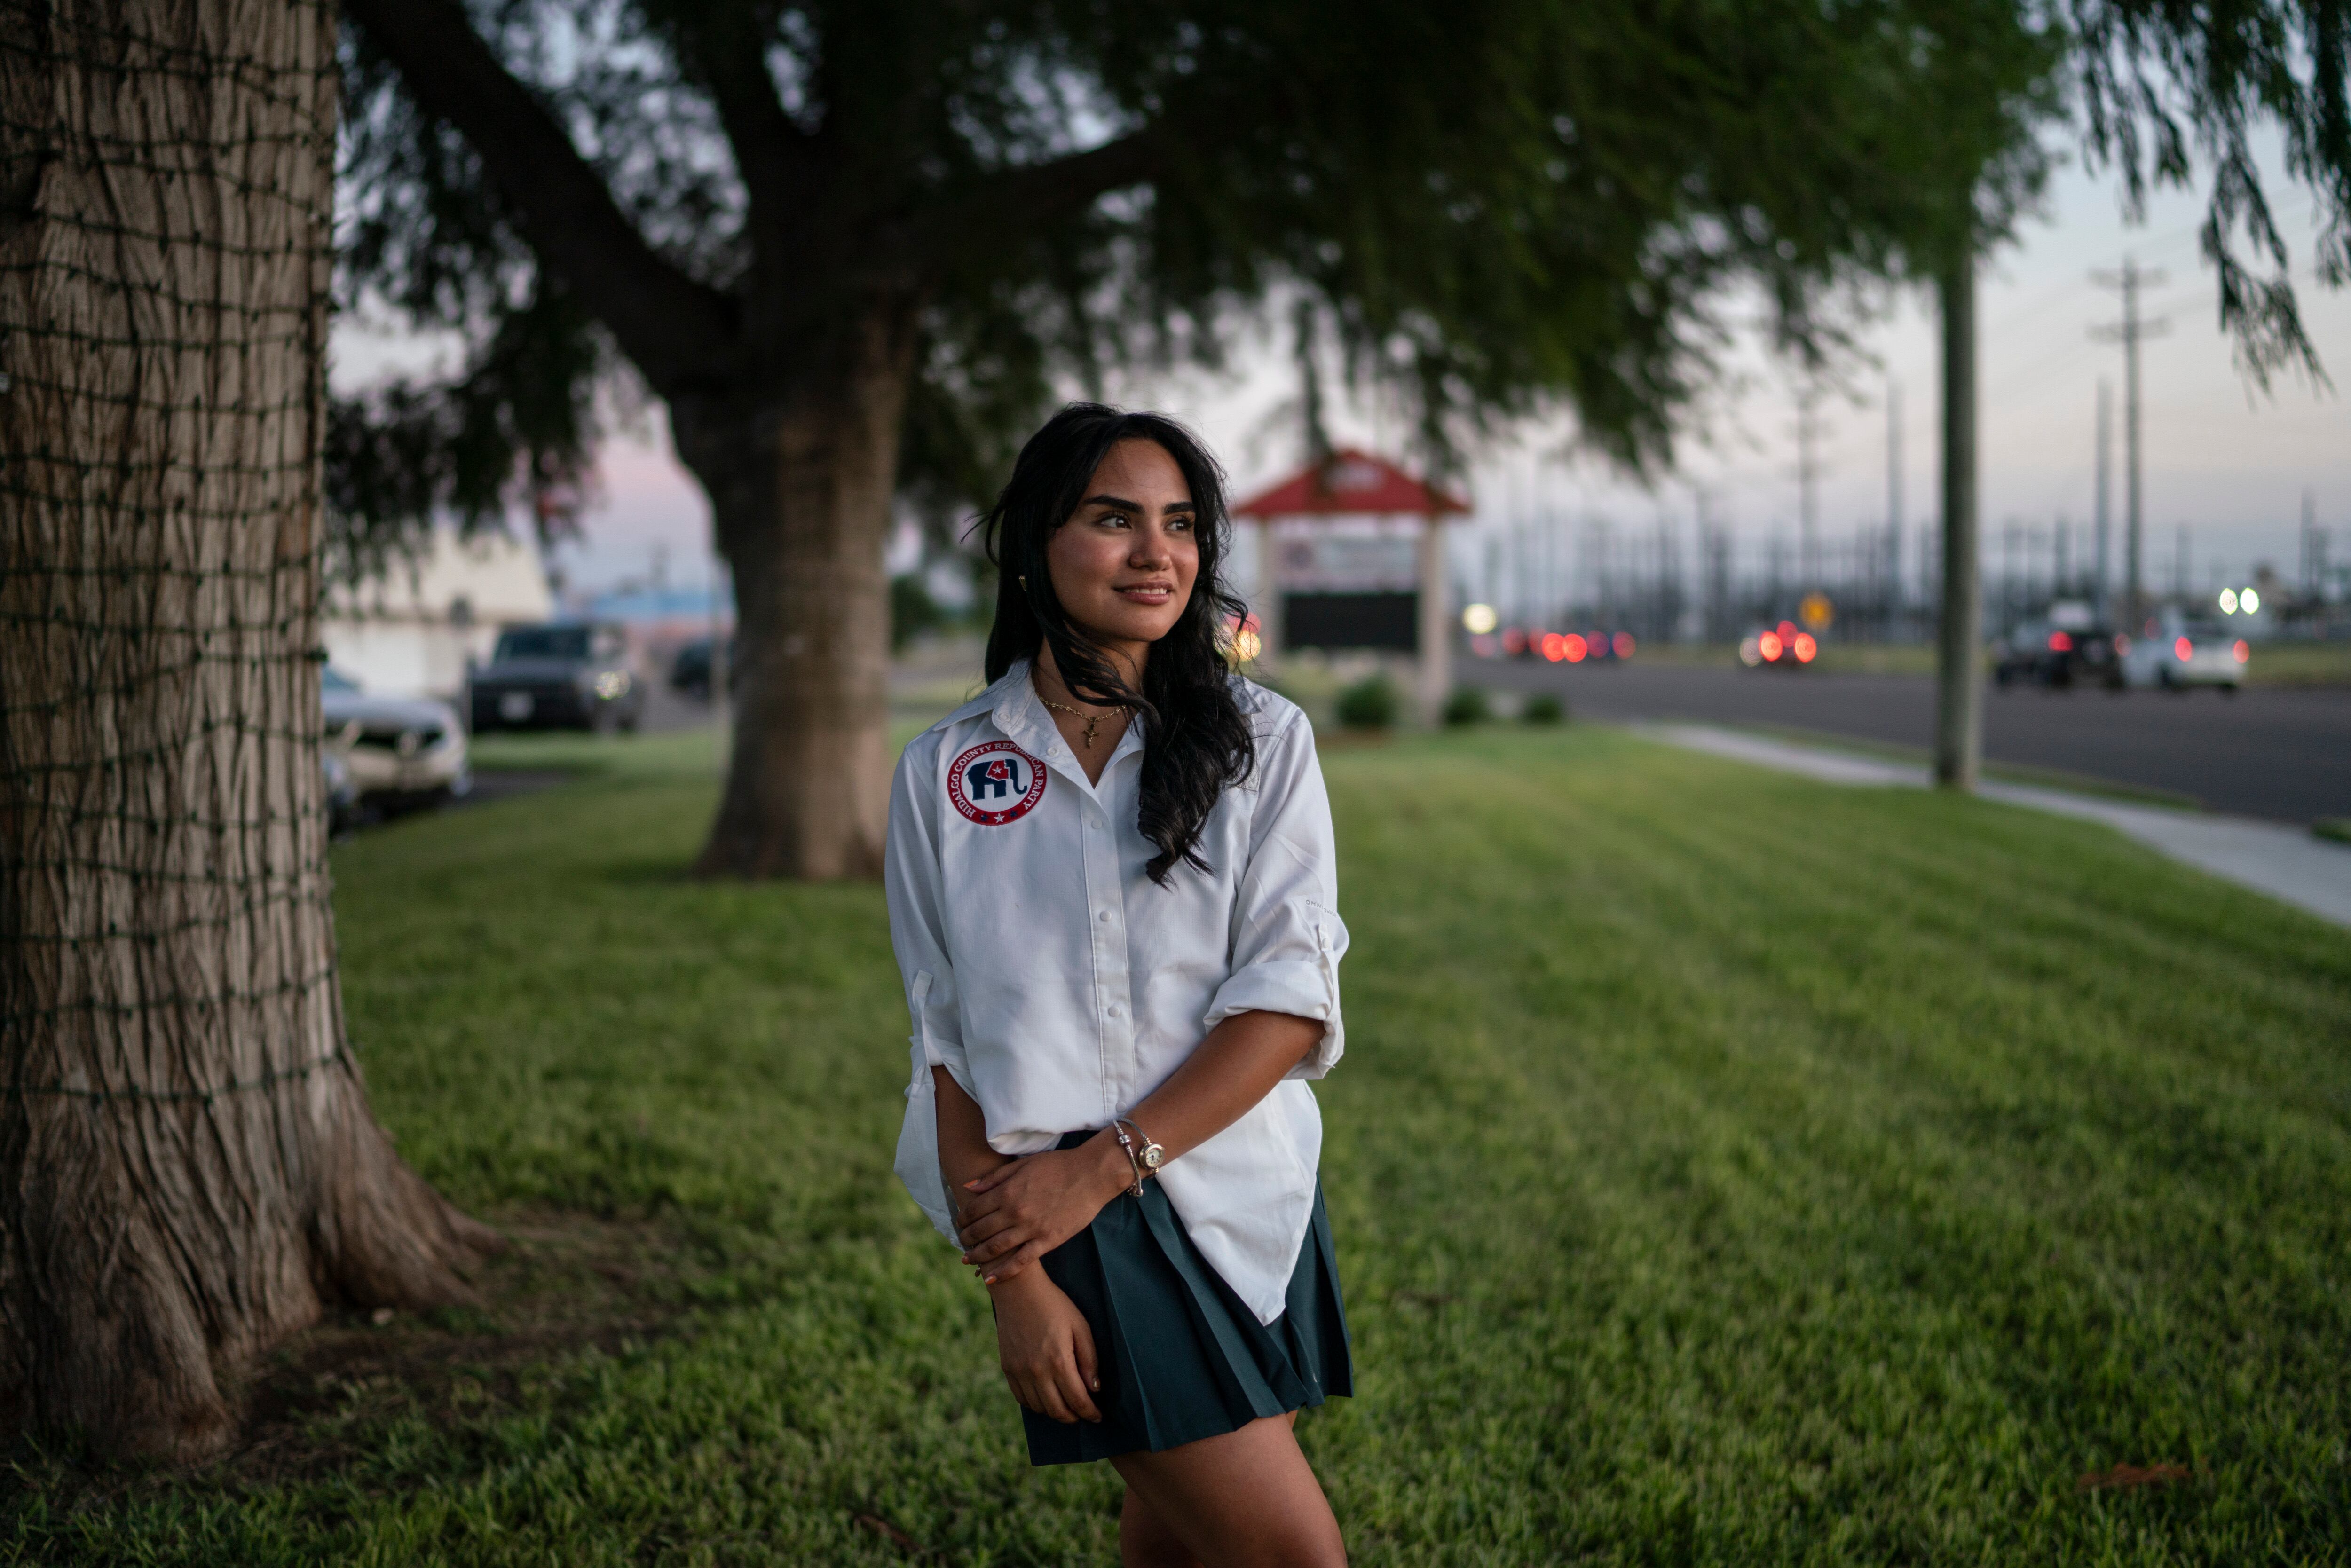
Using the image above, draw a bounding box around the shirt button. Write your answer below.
[1107,1004,1122,1018]
[1098,910,1112,922]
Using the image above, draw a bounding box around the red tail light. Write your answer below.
[1563,634,1588,663]
[2233,639,2249,662]
[1758,631,1784,661]
[2048,631,2073,652]
[1792,632,1818,663]
[2173,637,2193,661]
[1540,632,1566,662]
[1613,632,1635,658]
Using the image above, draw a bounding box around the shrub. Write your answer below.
[1442,686,1493,726]
[890,573,945,651]
[1336,673,1400,729]
[1520,691,1568,725]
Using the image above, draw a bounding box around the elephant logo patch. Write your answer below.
[947,739,1047,826]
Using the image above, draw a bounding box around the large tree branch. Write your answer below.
[909,126,1166,267]
[697,51,815,301]
[342,0,737,389]
[650,5,815,302]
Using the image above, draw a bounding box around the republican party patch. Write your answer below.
[947,739,1047,826]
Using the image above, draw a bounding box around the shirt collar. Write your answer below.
[987,661,1057,754]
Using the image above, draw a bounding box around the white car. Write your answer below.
[2117,615,2249,692]
[323,668,473,805]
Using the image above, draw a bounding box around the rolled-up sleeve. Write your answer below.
[886,737,969,1244]
[1202,709,1349,1079]
[885,738,972,1095]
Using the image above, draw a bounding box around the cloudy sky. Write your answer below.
[334,134,2348,611]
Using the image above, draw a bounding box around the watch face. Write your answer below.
[1142,1146,1163,1169]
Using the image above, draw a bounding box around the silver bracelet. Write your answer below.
[1111,1116,1165,1198]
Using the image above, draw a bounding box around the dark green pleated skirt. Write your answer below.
[1018,1131,1352,1466]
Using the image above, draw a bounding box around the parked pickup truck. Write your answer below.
[468,622,644,733]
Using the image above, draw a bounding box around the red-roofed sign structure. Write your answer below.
[1232,449,1471,723]
[1233,449,1469,518]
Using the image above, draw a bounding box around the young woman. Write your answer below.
[886,404,1352,1567]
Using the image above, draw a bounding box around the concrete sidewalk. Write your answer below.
[1639,723,2351,932]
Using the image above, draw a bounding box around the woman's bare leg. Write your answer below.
[1118,1485,1201,1568]
[1109,1413,1344,1568]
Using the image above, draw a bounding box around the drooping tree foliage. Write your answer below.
[2064,0,2351,387]
[329,0,2083,876]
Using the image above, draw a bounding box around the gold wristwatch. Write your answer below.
[1111,1117,1164,1197]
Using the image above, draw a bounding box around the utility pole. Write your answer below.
[2091,259,2168,631]
[2094,380,2113,620]
[1796,380,1823,587]
[1935,248,1981,792]
[1887,379,1904,627]
[2304,489,2320,603]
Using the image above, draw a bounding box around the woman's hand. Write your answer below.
[991,1269,1101,1423]
[956,1133,1130,1284]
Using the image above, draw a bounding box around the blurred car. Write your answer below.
[1509,627,1636,665]
[2118,613,2248,691]
[1737,620,1818,670]
[669,634,735,698]
[468,622,643,732]
[1995,621,2122,690]
[323,667,472,805]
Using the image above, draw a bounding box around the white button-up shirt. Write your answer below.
[887,662,1347,1324]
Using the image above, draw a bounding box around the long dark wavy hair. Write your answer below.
[980,403,1255,885]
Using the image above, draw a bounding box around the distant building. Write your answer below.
[570,583,734,658]
[323,529,555,700]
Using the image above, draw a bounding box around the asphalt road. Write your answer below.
[1477,658,2351,825]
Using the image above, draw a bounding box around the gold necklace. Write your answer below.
[1039,695,1118,749]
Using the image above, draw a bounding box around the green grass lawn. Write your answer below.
[9,726,2349,1565]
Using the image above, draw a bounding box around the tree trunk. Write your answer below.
[0,0,496,1464]
[1933,245,1982,792]
[674,305,914,880]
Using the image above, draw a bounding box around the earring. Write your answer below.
[1019,575,1027,589]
